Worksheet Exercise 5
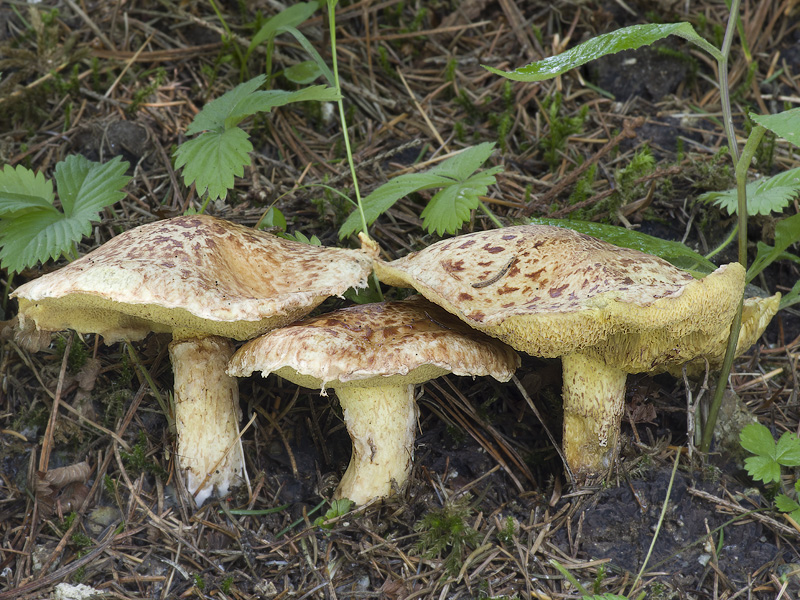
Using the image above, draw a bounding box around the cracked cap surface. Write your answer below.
[12,215,374,342]
[227,295,520,389]
[374,225,752,372]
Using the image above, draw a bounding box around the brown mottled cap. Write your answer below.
[12,215,374,342]
[374,225,748,372]
[226,295,520,389]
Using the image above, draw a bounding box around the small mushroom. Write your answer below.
[374,225,779,480]
[226,296,520,505]
[12,215,373,504]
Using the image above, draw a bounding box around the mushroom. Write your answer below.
[226,296,520,505]
[373,224,779,480]
[11,215,373,504]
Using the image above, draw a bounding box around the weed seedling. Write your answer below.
[740,422,800,522]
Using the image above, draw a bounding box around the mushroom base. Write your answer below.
[170,336,245,505]
[562,353,627,482]
[334,384,419,505]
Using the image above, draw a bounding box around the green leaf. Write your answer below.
[339,143,501,238]
[776,431,800,467]
[421,167,502,235]
[747,212,800,282]
[246,2,319,63]
[699,167,800,216]
[775,494,800,514]
[751,108,800,149]
[528,217,718,274]
[740,423,783,484]
[740,422,777,456]
[284,60,324,84]
[279,26,336,87]
[0,164,54,211]
[185,76,340,135]
[338,172,453,238]
[55,154,130,218]
[174,128,252,201]
[779,279,800,311]
[0,156,130,273]
[186,75,267,134]
[743,454,781,484]
[483,22,720,82]
[258,206,287,232]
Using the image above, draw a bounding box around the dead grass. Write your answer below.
[1,0,799,598]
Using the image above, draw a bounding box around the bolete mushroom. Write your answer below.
[373,225,779,480]
[226,295,520,505]
[12,215,373,504]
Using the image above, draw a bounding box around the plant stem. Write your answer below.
[700,0,749,454]
[477,200,504,229]
[327,0,368,238]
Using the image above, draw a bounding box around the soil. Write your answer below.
[1,1,799,599]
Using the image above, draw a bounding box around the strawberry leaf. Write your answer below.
[776,431,800,467]
[174,128,252,202]
[339,143,501,238]
[699,167,800,216]
[750,108,800,149]
[421,167,502,235]
[0,155,130,274]
[0,165,54,211]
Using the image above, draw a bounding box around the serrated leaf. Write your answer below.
[0,164,54,210]
[740,423,777,457]
[428,142,497,180]
[55,155,130,217]
[421,168,502,235]
[0,156,130,273]
[699,167,800,215]
[186,75,267,134]
[529,217,717,274]
[776,431,800,466]
[747,212,800,282]
[175,128,252,201]
[339,172,454,238]
[483,22,720,82]
[339,144,501,238]
[775,494,800,514]
[186,77,341,135]
[743,455,781,484]
[246,2,319,62]
[751,108,800,149]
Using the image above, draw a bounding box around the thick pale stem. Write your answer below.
[562,353,627,481]
[334,384,418,505]
[170,336,244,505]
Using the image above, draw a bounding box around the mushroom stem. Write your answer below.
[170,336,245,505]
[561,353,627,481]
[334,384,419,504]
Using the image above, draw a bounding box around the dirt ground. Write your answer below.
[1,1,799,599]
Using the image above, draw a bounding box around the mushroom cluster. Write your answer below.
[13,215,778,505]
[374,224,779,480]
[227,295,519,504]
[12,215,373,505]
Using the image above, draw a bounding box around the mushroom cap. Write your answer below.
[226,295,520,389]
[374,225,747,373]
[12,215,373,343]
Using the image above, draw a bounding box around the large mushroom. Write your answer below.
[226,296,520,505]
[12,215,373,504]
[373,225,779,480]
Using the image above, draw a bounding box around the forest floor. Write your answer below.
[1,0,799,599]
